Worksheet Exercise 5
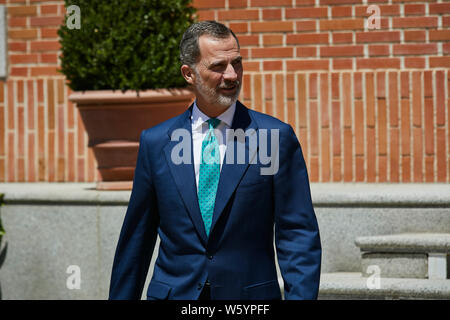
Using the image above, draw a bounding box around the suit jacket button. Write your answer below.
[207,254,213,260]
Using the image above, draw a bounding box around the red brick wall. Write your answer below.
[0,0,449,183]
[1,1,96,182]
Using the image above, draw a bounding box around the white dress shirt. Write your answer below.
[191,100,236,191]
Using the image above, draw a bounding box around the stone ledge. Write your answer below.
[310,183,450,207]
[361,253,428,279]
[318,272,450,300]
[1,183,450,207]
[0,183,131,205]
[355,233,450,253]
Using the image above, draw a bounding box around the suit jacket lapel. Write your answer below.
[163,103,208,245]
[210,101,258,237]
[163,101,258,244]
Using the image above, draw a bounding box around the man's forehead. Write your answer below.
[198,35,240,62]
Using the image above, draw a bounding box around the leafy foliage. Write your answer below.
[58,0,196,92]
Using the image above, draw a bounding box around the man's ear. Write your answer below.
[181,65,195,85]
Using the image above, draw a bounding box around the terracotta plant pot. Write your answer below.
[69,88,195,190]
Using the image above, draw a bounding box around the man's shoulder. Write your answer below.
[245,105,293,133]
[141,109,189,141]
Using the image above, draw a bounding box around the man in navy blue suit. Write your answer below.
[109,20,321,300]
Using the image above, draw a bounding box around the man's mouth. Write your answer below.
[221,86,235,91]
[219,84,238,92]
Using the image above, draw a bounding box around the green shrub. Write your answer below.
[58,0,196,92]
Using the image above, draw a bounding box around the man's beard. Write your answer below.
[193,69,241,108]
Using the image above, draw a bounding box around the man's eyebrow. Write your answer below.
[209,56,243,67]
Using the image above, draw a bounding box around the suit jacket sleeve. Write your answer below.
[109,130,159,300]
[273,124,322,300]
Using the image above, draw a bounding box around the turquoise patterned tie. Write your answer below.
[198,118,221,237]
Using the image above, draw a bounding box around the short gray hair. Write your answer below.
[179,20,240,67]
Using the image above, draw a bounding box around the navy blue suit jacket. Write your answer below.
[109,100,321,300]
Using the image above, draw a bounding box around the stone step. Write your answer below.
[318,272,450,300]
[355,233,450,279]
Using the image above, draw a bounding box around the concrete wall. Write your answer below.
[314,184,450,273]
[0,183,449,299]
[0,184,131,299]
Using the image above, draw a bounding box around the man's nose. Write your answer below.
[223,63,238,82]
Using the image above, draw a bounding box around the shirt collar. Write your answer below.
[191,100,236,131]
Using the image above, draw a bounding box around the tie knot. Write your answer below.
[207,118,221,129]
